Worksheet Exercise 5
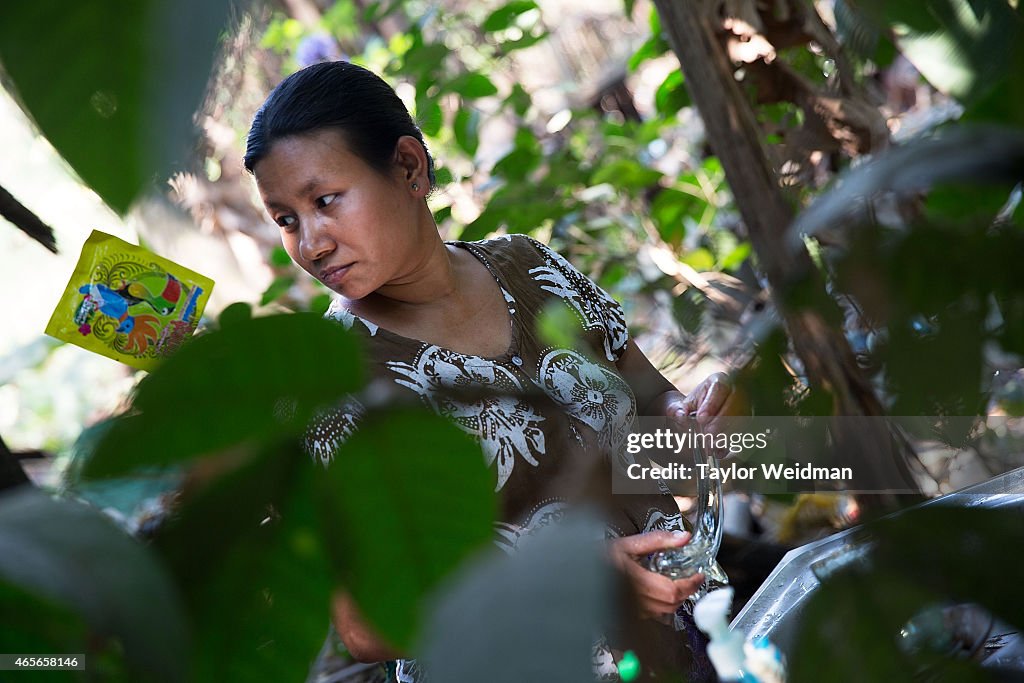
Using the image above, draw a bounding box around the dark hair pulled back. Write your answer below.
[244,61,435,187]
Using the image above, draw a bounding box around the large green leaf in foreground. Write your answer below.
[0,0,231,213]
[315,408,497,651]
[421,514,613,683]
[154,444,333,683]
[0,489,188,683]
[81,313,364,478]
[854,0,1024,119]
[791,507,1024,682]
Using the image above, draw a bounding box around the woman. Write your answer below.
[245,61,734,682]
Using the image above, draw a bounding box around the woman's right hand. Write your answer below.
[332,589,403,663]
[608,531,705,622]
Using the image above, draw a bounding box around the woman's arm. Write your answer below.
[331,589,404,663]
[615,340,678,416]
[616,340,736,422]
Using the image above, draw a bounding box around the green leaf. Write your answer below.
[791,125,1024,242]
[400,41,448,82]
[483,0,539,32]
[962,63,1024,126]
[719,241,753,272]
[536,300,585,349]
[591,159,662,191]
[886,305,987,417]
[627,33,669,72]
[650,188,700,246]
[364,0,405,23]
[434,166,455,187]
[0,581,96,672]
[420,514,612,683]
[0,490,188,682]
[81,314,365,478]
[314,408,496,651]
[857,0,1021,107]
[598,262,629,290]
[310,293,334,316]
[449,72,499,99]
[672,288,706,335]
[507,83,532,116]
[834,0,888,64]
[433,205,454,225]
[681,248,715,272]
[875,506,1024,620]
[793,507,1024,681]
[270,246,293,267]
[492,141,542,182]
[923,183,1014,225]
[461,182,570,241]
[497,30,550,53]
[839,226,992,417]
[155,444,332,682]
[654,70,691,116]
[218,301,253,329]
[416,89,444,137]
[454,107,482,157]
[260,275,295,306]
[461,207,503,242]
[320,1,361,43]
[0,0,231,214]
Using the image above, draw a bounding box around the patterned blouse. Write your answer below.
[307,235,711,682]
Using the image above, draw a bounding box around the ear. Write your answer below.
[393,135,429,194]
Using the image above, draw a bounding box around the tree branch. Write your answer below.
[652,0,919,496]
[0,184,57,253]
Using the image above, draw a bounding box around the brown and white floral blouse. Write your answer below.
[307,234,708,682]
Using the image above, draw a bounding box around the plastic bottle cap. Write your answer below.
[617,650,641,682]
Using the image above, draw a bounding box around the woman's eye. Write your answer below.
[316,194,338,209]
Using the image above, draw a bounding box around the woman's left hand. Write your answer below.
[665,372,737,426]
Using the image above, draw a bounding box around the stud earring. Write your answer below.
[411,182,419,191]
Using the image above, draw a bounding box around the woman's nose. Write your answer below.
[298,219,335,262]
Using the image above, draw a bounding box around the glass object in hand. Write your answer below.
[646,435,724,581]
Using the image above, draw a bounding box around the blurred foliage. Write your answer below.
[2,315,497,681]
[0,489,186,682]
[792,506,1024,682]
[0,0,232,214]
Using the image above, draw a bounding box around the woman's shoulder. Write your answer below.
[462,234,587,282]
[323,297,381,336]
[460,232,550,261]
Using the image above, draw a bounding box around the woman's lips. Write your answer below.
[320,263,353,286]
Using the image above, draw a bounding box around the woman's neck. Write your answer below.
[352,205,463,313]
[376,238,458,306]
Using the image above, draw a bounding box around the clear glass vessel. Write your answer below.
[646,438,726,582]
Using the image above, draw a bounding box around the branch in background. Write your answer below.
[0,184,57,253]
[746,57,890,156]
[652,0,920,499]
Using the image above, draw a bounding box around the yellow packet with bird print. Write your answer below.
[46,230,214,370]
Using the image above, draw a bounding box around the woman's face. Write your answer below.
[253,128,421,300]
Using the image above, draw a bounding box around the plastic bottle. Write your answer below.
[692,587,750,682]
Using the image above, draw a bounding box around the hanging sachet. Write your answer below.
[45,230,214,370]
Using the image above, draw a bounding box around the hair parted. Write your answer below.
[244,61,435,187]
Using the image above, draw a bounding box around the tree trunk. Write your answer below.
[653,0,919,497]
